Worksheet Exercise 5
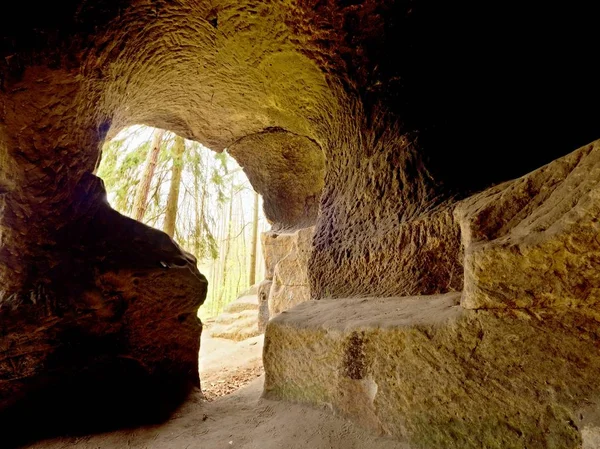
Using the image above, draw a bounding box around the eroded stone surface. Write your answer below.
[583,427,600,449]
[0,175,206,445]
[269,227,314,315]
[264,294,600,449]
[457,140,600,309]
[1,1,600,447]
[261,231,298,281]
[2,0,597,302]
[208,291,262,341]
[257,279,272,333]
[260,227,314,319]
[228,130,325,230]
[310,205,463,299]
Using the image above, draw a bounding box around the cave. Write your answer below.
[1,1,600,448]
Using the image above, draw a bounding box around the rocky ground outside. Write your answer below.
[199,331,265,402]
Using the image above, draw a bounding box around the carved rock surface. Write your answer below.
[261,231,299,282]
[0,175,206,445]
[228,130,325,230]
[457,140,600,309]
[262,227,314,317]
[2,0,597,301]
[1,1,600,448]
[264,139,600,448]
[310,204,463,299]
[264,294,600,449]
[258,279,272,333]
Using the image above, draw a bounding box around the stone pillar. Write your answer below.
[268,226,315,316]
[258,227,315,328]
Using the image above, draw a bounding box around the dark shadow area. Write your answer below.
[2,357,194,449]
[331,1,600,196]
[0,174,205,449]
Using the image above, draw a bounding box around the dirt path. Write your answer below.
[23,332,412,449]
[199,333,264,401]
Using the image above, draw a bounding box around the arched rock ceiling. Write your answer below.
[227,129,325,231]
[0,0,340,295]
[1,2,600,443]
[2,1,599,199]
[1,0,599,298]
[94,4,334,152]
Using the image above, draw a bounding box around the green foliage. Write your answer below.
[96,125,267,321]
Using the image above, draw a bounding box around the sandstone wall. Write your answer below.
[265,139,600,448]
[456,140,600,310]
[265,293,600,449]
[0,174,206,445]
[1,0,599,445]
[260,227,315,323]
[1,0,597,305]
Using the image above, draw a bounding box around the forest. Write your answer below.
[96,125,268,320]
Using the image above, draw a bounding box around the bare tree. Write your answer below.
[132,129,165,221]
[249,191,260,286]
[217,178,235,309]
[163,135,185,237]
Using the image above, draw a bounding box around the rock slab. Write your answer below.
[457,140,600,309]
[264,294,600,449]
[208,290,262,341]
[259,227,314,321]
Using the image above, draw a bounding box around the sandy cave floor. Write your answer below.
[23,332,411,449]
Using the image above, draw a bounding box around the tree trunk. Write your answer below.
[132,129,165,221]
[217,179,234,309]
[249,191,260,286]
[164,136,185,238]
[193,148,201,258]
[194,146,210,259]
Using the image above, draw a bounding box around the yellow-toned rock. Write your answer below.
[456,140,600,309]
[264,293,600,449]
[309,205,463,299]
[257,279,272,332]
[259,227,314,319]
[261,231,299,280]
[269,226,314,315]
[208,291,262,341]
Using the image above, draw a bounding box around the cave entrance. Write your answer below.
[96,125,269,399]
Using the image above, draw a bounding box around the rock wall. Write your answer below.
[1,0,600,445]
[260,227,314,322]
[2,1,598,303]
[0,174,206,446]
[456,140,600,310]
[265,293,600,449]
[1,0,597,303]
[265,139,600,448]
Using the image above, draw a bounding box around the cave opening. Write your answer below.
[95,124,271,400]
[95,125,269,317]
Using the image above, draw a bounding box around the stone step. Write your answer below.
[211,309,258,326]
[209,313,262,341]
[225,294,259,314]
[263,293,600,449]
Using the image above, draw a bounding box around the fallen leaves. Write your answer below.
[201,365,264,401]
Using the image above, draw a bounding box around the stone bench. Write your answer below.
[264,293,600,449]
